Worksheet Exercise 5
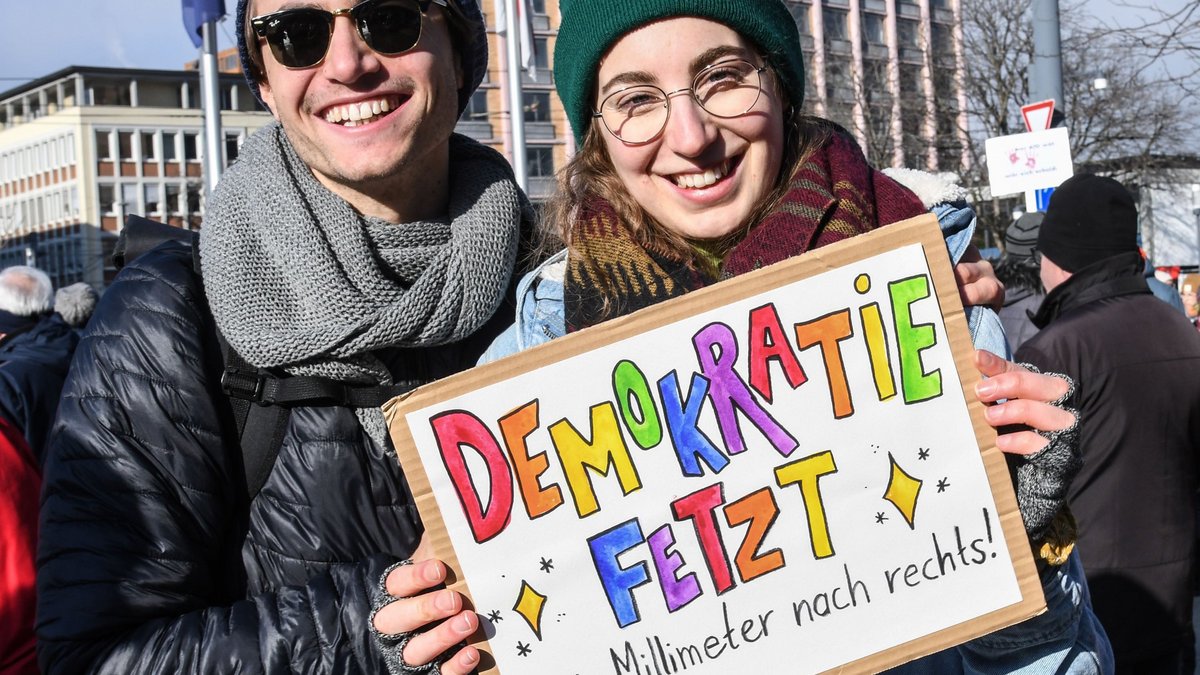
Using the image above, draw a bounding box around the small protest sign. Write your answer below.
[985,127,1073,197]
[386,215,1044,674]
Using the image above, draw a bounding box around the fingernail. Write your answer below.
[436,590,458,612]
[983,405,1001,423]
[456,612,475,633]
[976,381,996,398]
[423,561,444,583]
[461,647,480,665]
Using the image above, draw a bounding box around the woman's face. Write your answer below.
[594,18,785,241]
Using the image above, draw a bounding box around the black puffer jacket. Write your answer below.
[36,242,513,673]
[0,313,79,466]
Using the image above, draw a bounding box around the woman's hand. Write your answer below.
[372,559,481,674]
[973,350,1080,542]
[954,245,1004,311]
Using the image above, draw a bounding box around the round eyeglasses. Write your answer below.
[592,59,769,145]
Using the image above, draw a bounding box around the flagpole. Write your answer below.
[200,20,224,197]
[503,0,528,190]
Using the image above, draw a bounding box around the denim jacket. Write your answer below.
[480,200,1113,674]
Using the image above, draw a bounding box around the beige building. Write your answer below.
[469,0,567,202]
[794,0,969,172]
[0,66,270,287]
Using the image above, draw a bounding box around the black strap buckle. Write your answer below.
[221,366,275,405]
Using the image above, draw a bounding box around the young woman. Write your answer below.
[470,0,1113,672]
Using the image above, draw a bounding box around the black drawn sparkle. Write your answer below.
[918,447,930,460]
[539,557,554,573]
[875,511,888,524]
[937,478,950,493]
[487,610,503,623]
[517,641,532,657]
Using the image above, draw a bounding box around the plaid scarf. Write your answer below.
[564,128,928,331]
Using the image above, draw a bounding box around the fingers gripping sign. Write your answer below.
[972,350,1081,542]
[371,559,482,674]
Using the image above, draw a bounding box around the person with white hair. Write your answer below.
[52,283,99,330]
[0,266,53,344]
[0,266,78,466]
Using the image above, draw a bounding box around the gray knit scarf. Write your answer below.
[201,122,524,446]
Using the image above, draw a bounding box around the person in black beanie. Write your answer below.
[1017,172,1200,674]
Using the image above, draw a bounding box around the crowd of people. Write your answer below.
[2,0,1198,673]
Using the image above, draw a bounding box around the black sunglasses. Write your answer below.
[251,0,451,70]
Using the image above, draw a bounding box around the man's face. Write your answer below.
[1039,254,1072,293]
[252,0,464,211]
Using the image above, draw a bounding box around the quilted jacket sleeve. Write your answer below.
[35,245,393,674]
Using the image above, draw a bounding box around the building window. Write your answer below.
[186,183,202,214]
[931,23,952,54]
[121,183,138,215]
[523,92,551,123]
[163,132,178,162]
[117,131,135,161]
[95,130,112,160]
[530,0,546,13]
[140,132,157,161]
[823,9,848,40]
[183,133,199,161]
[862,13,885,45]
[144,184,161,216]
[225,133,241,164]
[526,146,554,178]
[91,81,132,106]
[166,184,183,214]
[98,184,116,214]
[533,37,550,71]
[898,19,921,48]
[463,90,489,121]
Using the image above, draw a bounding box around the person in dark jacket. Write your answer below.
[995,212,1044,352]
[1017,173,1200,674]
[35,1,530,673]
[0,266,79,466]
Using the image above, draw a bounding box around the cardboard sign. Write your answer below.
[386,215,1044,674]
[985,127,1074,197]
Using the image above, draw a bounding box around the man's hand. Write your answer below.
[954,245,1004,311]
[374,559,481,674]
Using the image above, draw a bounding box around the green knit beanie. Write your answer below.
[554,0,806,145]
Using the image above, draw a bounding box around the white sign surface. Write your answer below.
[985,127,1074,196]
[389,218,1043,674]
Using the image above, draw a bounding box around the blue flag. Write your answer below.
[182,0,227,48]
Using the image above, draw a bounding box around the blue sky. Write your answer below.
[0,0,238,88]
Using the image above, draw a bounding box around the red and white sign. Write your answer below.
[1021,100,1055,133]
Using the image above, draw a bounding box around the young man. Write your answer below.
[1018,173,1200,674]
[35,1,529,673]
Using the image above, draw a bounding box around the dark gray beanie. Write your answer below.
[235,0,488,117]
[1005,212,1043,262]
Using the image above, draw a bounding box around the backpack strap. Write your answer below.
[217,336,420,499]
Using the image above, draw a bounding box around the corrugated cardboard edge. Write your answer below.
[385,214,1045,675]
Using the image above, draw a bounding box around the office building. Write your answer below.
[0,66,271,288]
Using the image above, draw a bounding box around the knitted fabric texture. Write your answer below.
[1006,212,1044,262]
[201,122,525,443]
[235,0,488,116]
[553,0,805,144]
[564,128,927,330]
